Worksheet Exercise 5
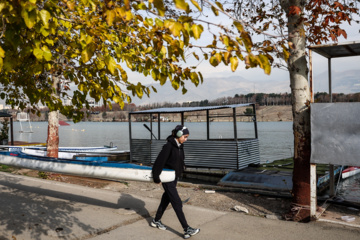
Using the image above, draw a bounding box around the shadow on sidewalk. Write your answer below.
[116,193,183,237]
[0,177,97,240]
[0,176,157,239]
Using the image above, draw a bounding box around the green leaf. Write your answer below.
[230,57,239,72]
[191,24,203,39]
[33,48,43,60]
[39,9,51,28]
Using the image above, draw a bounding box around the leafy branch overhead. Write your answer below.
[0,0,358,121]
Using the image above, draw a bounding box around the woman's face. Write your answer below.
[178,134,189,144]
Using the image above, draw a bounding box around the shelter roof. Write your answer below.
[131,103,253,114]
[308,41,360,58]
[0,112,12,118]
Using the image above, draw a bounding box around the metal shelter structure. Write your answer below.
[0,112,14,145]
[128,103,260,170]
[308,41,360,218]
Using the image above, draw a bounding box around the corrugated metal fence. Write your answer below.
[130,139,260,170]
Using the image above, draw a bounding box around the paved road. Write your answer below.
[0,172,359,240]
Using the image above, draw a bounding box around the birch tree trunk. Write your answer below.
[46,76,60,158]
[281,0,311,221]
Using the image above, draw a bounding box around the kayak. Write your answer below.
[0,151,175,183]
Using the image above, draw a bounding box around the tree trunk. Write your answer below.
[46,110,59,158]
[46,76,60,158]
[282,0,311,222]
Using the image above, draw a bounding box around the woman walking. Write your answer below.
[151,125,200,239]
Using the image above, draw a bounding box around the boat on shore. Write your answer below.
[0,150,175,183]
[6,145,118,153]
[342,166,360,179]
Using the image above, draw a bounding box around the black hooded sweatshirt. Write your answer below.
[152,135,185,183]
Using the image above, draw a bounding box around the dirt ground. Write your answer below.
[8,168,360,227]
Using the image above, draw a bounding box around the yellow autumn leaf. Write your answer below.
[190,0,202,11]
[0,46,4,58]
[191,24,203,39]
[230,56,239,72]
[105,56,118,75]
[211,6,219,16]
[106,10,116,26]
[42,45,52,61]
[174,0,189,11]
[33,48,43,60]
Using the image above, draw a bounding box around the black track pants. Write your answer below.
[154,180,189,229]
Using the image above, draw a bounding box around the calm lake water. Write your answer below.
[10,120,359,202]
[12,121,293,163]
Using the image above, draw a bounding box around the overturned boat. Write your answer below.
[0,150,175,183]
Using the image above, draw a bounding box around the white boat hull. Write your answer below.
[342,167,360,179]
[0,152,175,183]
[6,146,119,153]
[21,148,128,159]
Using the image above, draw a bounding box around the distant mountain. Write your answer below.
[132,68,360,106]
[313,69,360,93]
[133,76,291,105]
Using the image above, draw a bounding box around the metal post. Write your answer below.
[181,112,184,125]
[328,58,332,102]
[253,104,258,139]
[10,117,14,145]
[206,110,210,140]
[128,113,132,163]
[328,57,335,197]
[310,163,317,219]
[233,108,237,140]
[150,114,153,140]
[158,113,161,140]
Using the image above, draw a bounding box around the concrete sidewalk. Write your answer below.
[0,172,359,240]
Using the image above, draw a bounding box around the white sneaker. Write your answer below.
[150,219,167,230]
[184,226,200,239]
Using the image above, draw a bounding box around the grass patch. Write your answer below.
[0,164,18,173]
